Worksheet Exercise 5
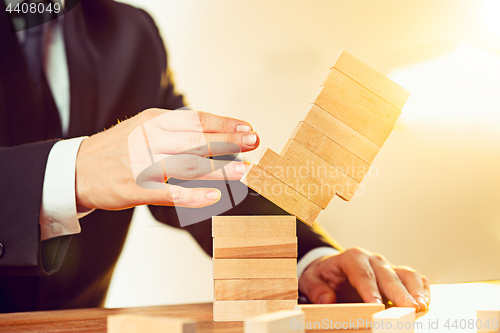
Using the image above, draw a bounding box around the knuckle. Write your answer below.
[182,156,201,178]
[372,253,386,262]
[169,187,183,203]
[190,112,203,131]
[190,134,204,152]
[346,247,366,257]
[356,268,376,281]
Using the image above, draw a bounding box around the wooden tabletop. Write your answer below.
[0,303,243,333]
[2,282,500,332]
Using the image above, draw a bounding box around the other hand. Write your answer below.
[299,247,430,312]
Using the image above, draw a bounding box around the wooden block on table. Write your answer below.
[256,148,335,208]
[240,164,322,225]
[244,310,305,333]
[372,307,416,333]
[107,314,196,333]
[213,300,297,322]
[280,140,359,201]
[213,259,296,279]
[290,121,371,182]
[303,104,380,164]
[477,310,500,333]
[295,303,385,330]
[213,236,297,259]
[214,278,298,300]
[212,215,296,238]
[332,50,411,110]
[314,67,401,147]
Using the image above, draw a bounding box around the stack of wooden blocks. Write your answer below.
[212,216,298,322]
[241,50,410,225]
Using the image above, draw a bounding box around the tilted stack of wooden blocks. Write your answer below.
[241,50,410,226]
[212,216,298,322]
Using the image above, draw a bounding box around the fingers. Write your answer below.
[299,263,337,304]
[394,267,429,311]
[337,248,383,305]
[139,183,222,208]
[147,131,259,156]
[162,155,249,180]
[369,255,420,312]
[135,155,250,187]
[151,110,253,133]
[422,275,431,306]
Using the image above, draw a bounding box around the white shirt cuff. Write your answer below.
[297,247,340,278]
[39,137,94,241]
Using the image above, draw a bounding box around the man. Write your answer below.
[0,0,429,313]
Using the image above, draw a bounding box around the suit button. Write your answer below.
[0,243,4,259]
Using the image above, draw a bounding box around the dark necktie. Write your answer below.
[20,0,63,139]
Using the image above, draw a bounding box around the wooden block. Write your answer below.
[213,236,297,259]
[212,215,296,238]
[477,310,500,333]
[240,164,322,225]
[256,148,335,208]
[290,121,371,182]
[280,140,359,201]
[244,310,305,333]
[303,104,380,164]
[213,300,297,322]
[214,278,298,300]
[213,259,296,279]
[372,307,416,333]
[295,303,385,330]
[107,314,196,333]
[314,67,401,147]
[332,50,411,110]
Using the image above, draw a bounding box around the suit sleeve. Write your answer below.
[0,140,71,275]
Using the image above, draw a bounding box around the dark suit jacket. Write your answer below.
[0,0,337,313]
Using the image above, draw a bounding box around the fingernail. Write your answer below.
[318,294,333,304]
[235,163,247,175]
[236,124,252,132]
[206,190,220,201]
[374,297,383,304]
[405,296,420,311]
[417,296,427,311]
[425,296,430,306]
[243,133,257,146]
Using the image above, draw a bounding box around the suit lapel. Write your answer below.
[63,3,98,138]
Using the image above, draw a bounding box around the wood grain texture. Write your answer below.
[290,121,371,182]
[214,300,297,322]
[212,216,296,238]
[280,140,359,201]
[256,149,334,209]
[314,68,401,147]
[213,259,296,279]
[244,310,305,333]
[303,104,380,164]
[295,303,385,329]
[332,50,411,110]
[214,279,298,301]
[372,307,415,333]
[240,164,322,225]
[107,314,196,333]
[213,237,297,259]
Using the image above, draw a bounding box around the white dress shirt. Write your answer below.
[31,16,337,274]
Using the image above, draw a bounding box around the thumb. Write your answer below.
[299,269,337,304]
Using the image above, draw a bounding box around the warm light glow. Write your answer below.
[483,0,500,37]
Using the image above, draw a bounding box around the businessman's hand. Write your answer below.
[299,247,430,312]
[75,108,259,210]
